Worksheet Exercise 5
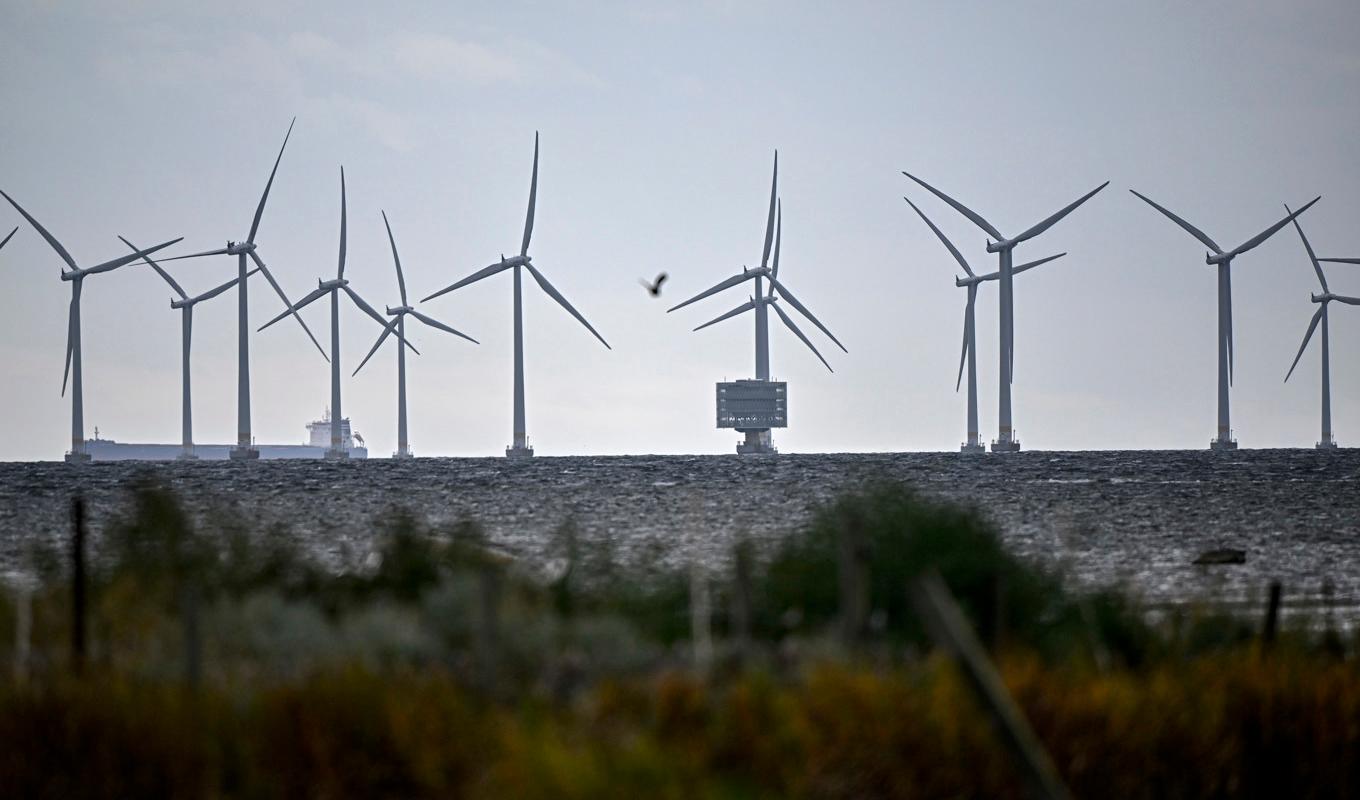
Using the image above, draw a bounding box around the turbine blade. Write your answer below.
[342,284,389,328]
[0,189,79,271]
[381,210,408,305]
[521,132,538,257]
[141,247,231,265]
[1331,295,1360,306]
[0,226,16,252]
[957,286,976,392]
[760,151,778,270]
[768,276,846,352]
[903,195,973,277]
[524,263,610,349]
[336,166,347,279]
[693,298,757,332]
[1012,182,1109,245]
[352,316,401,377]
[1011,252,1066,277]
[1228,196,1319,259]
[1225,267,1234,385]
[1284,204,1327,292]
[900,172,1003,241]
[665,271,758,312]
[409,309,479,344]
[248,117,295,244]
[249,250,328,361]
[189,269,256,305]
[1128,190,1223,254]
[82,237,183,276]
[770,300,832,372]
[1319,258,1360,265]
[771,200,782,281]
[258,286,327,331]
[1285,307,1323,383]
[119,235,187,299]
[62,292,76,396]
[421,259,512,303]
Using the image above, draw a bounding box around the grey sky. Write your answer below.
[1,0,1357,460]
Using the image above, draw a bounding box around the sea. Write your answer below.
[1,450,1357,616]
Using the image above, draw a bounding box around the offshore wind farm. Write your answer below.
[5,5,1360,794]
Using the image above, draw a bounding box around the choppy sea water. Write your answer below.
[1,450,1356,614]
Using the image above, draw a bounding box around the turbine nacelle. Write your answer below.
[225,241,257,256]
[1311,292,1332,304]
[386,304,413,315]
[1206,251,1231,266]
[985,238,1014,254]
[501,254,531,268]
[319,277,349,291]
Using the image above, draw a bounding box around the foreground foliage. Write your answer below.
[0,479,1355,797]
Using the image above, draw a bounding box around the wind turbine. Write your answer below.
[260,168,403,459]
[1129,190,1319,450]
[903,197,1064,454]
[121,237,257,459]
[353,210,479,458]
[157,118,327,459]
[422,132,609,458]
[1283,208,1359,450]
[668,152,845,454]
[0,190,181,463]
[902,172,1106,452]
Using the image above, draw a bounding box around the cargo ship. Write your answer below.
[83,409,368,461]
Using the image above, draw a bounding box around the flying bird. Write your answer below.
[641,272,668,296]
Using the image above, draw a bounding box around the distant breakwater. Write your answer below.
[1,450,1357,608]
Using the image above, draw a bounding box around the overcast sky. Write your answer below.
[1,1,1358,460]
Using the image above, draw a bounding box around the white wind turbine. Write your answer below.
[668,153,845,454]
[259,168,405,459]
[0,190,181,462]
[121,236,257,459]
[422,132,610,458]
[902,197,1064,454]
[155,118,327,459]
[353,210,479,458]
[1283,209,1359,450]
[1129,190,1318,450]
[902,173,1106,452]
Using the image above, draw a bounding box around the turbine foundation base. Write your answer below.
[1209,438,1238,451]
[324,448,350,460]
[990,439,1021,453]
[736,429,776,455]
[392,451,415,460]
[506,445,535,459]
[1316,440,1338,450]
[229,447,260,461]
[960,442,986,454]
[64,451,92,464]
[177,452,199,461]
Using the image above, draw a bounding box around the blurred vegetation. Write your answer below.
[0,477,1356,797]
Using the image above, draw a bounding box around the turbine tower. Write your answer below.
[903,197,1064,454]
[353,210,479,458]
[669,152,845,455]
[260,168,403,459]
[159,118,327,460]
[1130,190,1319,450]
[122,237,257,459]
[422,132,610,458]
[1284,209,1359,450]
[0,190,180,463]
[902,172,1106,452]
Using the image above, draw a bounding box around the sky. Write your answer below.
[1,0,1358,460]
